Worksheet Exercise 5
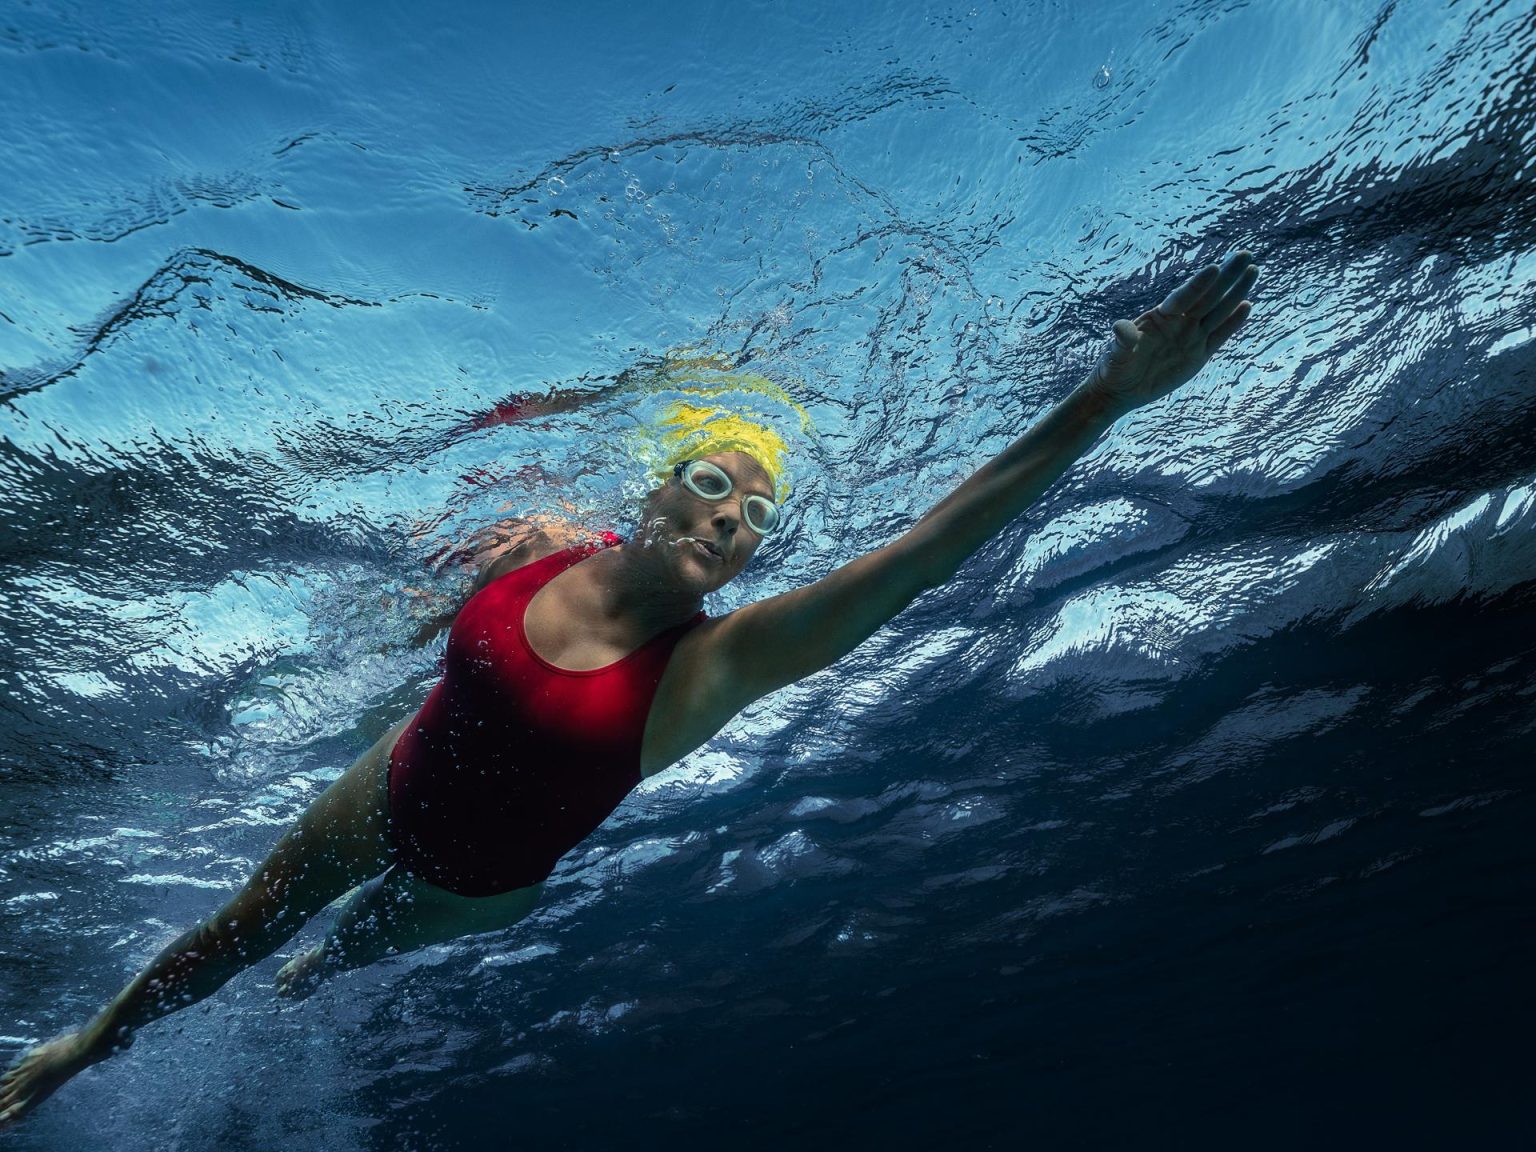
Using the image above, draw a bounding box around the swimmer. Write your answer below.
[0,251,1258,1127]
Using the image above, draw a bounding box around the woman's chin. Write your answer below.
[662,541,721,588]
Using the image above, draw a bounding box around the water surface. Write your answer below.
[2,1,1534,1147]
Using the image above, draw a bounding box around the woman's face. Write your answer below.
[644,451,776,592]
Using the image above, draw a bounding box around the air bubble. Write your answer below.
[1094,50,1115,89]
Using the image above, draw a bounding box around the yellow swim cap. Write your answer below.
[655,400,791,499]
[636,350,812,502]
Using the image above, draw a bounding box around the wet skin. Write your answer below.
[639,450,777,593]
[1,253,1259,1129]
[0,453,784,1128]
[512,451,776,676]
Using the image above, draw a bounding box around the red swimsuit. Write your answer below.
[387,534,705,896]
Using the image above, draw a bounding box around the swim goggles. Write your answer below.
[673,459,782,536]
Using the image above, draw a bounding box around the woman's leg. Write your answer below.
[275,867,544,999]
[0,718,407,1128]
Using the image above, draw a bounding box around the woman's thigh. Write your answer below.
[222,717,408,933]
[286,718,404,864]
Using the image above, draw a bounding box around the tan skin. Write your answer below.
[1,252,1257,1127]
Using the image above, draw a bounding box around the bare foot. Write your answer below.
[274,945,330,1000]
[0,1031,97,1128]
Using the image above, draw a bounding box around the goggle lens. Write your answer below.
[743,496,780,536]
[676,460,781,536]
[685,462,732,499]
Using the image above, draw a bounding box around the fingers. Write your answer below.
[0,1095,29,1127]
[1157,263,1221,316]
[0,1066,32,1127]
[1206,299,1252,350]
[1098,318,1142,373]
[1201,263,1259,335]
[1160,250,1254,320]
[1193,250,1254,317]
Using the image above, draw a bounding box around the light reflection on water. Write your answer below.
[2,0,1535,1148]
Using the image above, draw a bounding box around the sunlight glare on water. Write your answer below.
[2,0,1535,1148]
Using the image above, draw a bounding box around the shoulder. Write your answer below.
[470,516,600,589]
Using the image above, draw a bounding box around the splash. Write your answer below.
[640,516,671,548]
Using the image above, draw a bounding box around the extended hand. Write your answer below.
[1085,251,1259,416]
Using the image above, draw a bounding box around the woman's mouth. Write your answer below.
[678,536,723,562]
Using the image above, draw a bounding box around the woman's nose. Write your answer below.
[711,503,741,533]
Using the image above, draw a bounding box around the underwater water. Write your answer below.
[2,0,1534,1147]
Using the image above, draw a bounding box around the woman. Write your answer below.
[0,251,1258,1126]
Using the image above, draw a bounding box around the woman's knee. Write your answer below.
[215,827,390,960]
[203,882,317,962]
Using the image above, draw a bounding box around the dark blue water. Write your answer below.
[2,0,1534,1147]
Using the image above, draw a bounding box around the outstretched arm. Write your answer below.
[455,381,625,433]
[711,251,1259,703]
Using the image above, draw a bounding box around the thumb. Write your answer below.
[1096,319,1141,375]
